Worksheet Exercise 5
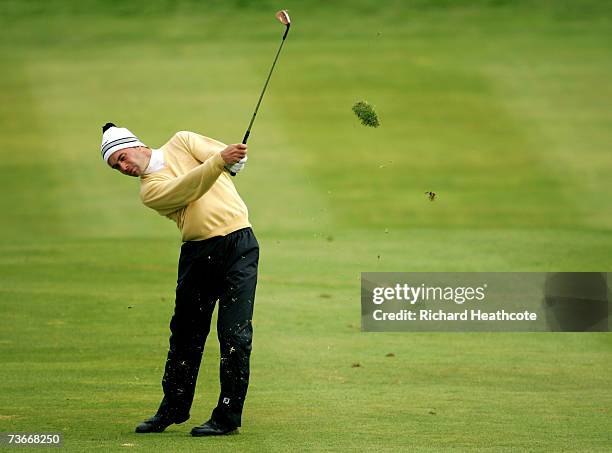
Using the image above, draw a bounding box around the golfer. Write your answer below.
[100,123,258,437]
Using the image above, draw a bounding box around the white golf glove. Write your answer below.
[226,156,248,174]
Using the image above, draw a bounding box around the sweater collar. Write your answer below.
[144,148,165,174]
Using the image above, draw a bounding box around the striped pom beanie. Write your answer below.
[100,122,146,163]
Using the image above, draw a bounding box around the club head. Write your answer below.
[276,10,291,26]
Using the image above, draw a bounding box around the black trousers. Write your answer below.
[156,227,259,428]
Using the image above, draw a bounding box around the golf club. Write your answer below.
[230,9,291,175]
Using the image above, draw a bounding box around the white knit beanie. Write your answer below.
[100,122,146,163]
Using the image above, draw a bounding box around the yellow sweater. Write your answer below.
[139,131,251,241]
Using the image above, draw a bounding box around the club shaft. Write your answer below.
[242,25,289,144]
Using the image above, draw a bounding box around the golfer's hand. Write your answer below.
[225,156,248,174]
[221,143,247,164]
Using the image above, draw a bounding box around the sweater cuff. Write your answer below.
[213,152,227,170]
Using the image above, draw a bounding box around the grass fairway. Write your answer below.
[1,1,611,451]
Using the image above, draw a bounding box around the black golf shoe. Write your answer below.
[190,419,238,437]
[135,414,188,433]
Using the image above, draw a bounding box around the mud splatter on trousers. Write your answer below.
[156,227,259,429]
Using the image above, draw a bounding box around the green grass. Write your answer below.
[0,1,611,451]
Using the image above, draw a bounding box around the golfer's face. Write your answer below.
[108,147,145,177]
